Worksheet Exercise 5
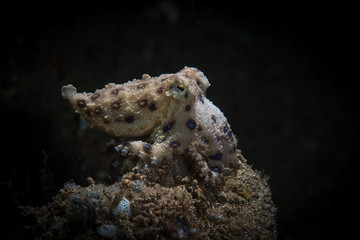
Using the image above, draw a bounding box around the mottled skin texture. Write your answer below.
[62,67,239,183]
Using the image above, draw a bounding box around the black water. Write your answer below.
[1,3,356,239]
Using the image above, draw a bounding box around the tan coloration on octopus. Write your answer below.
[62,67,239,183]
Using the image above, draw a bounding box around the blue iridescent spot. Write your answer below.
[137,83,147,89]
[224,126,229,132]
[170,141,180,148]
[149,104,157,111]
[211,115,216,122]
[211,153,223,160]
[143,144,151,151]
[139,99,147,107]
[163,122,174,132]
[157,87,163,93]
[211,167,221,172]
[228,131,233,137]
[187,120,196,129]
[200,95,204,103]
[185,105,191,111]
[203,139,209,144]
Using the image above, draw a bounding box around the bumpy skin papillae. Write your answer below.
[62,67,239,183]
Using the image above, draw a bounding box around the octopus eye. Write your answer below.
[176,84,185,91]
[171,83,187,95]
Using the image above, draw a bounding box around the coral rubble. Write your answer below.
[23,154,277,239]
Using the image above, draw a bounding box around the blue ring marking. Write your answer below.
[211,167,221,172]
[137,83,147,89]
[149,104,157,111]
[185,105,191,111]
[187,120,196,129]
[211,153,223,160]
[228,131,233,137]
[143,144,151,150]
[170,141,180,148]
[200,96,204,103]
[157,87,163,93]
[224,126,229,132]
[211,115,216,122]
[139,99,147,107]
[163,122,174,132]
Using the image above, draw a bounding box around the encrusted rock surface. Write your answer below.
[23,153,277,239]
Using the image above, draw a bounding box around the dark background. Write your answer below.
[0,3,357,239]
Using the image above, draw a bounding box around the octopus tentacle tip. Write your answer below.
[61,84,78,99]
